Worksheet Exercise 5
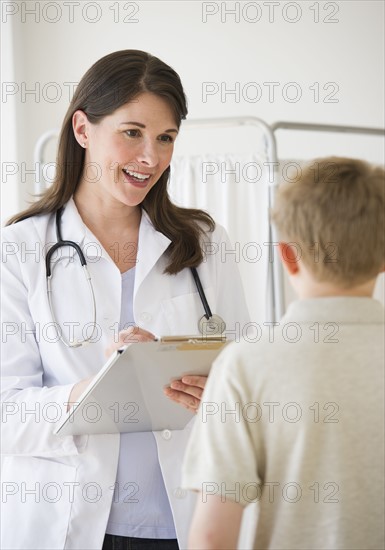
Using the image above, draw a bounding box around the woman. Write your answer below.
[1,50,249,550]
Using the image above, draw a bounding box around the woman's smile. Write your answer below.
[122,167,152,188]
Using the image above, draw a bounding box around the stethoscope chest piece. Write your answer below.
[198,314,226,336]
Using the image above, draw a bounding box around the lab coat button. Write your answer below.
[173,487,187,499]
[162,429,172,440]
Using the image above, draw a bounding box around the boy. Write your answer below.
[182,157,385,549]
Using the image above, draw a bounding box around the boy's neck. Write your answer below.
[295,278,376,300]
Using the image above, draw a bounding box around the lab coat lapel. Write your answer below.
[135,210,171,294]
[59,198,111,264]
[59,198,87,246]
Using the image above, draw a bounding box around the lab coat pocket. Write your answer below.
[161,287,215,334]
[1,455,77,550]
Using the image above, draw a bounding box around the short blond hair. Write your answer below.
[271,156,385,287]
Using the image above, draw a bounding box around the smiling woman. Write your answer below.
[1,50,250,550]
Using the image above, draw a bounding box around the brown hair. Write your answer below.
[271,156,385,286]
[7,50,214,274]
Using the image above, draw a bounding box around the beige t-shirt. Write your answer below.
[182,297,385,550]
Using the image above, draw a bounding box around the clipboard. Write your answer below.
[54,335,228,436]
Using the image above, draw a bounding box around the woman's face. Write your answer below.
[75,92,179,208]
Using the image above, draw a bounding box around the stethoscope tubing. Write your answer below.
[190,267,212,320]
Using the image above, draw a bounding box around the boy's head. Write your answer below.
[271,156,385,291]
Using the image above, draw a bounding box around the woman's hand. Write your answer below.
[164,375,207,413]
[105,326,156,357]
[67,376,94,411]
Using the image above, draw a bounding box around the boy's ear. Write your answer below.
[278,242,300,276]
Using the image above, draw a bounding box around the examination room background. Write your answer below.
[2,0,384,310]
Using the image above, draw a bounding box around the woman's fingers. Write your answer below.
[181,375,207,390]
[105,326,156,356]
[170,379,204,399]
[163,375,208,413]
[119,326,156,344]
[164,387,200,413]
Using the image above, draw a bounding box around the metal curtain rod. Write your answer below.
[271,121,385,136]
[184,116,271,130]
[183,116,278,162]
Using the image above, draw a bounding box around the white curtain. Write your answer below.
[170,154,270,322]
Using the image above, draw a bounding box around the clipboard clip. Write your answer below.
[158,334,226,345]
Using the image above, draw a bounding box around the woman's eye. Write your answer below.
[159,134,174,143]
[125,129,140,138]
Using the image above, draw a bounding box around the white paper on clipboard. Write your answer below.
[54,336,228,436]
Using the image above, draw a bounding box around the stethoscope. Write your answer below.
[46,207,226,348]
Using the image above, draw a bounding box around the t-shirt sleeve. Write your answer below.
[182,342,262,507]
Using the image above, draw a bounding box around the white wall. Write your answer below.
[2,0,384,308]
[1,11,23,222]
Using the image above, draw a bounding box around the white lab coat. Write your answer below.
[1,198,250,550]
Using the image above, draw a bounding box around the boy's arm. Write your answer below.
[188,495,244,549]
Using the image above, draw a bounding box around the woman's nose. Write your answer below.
[136,140,159,167]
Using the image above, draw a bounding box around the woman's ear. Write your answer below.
[72,110,89,148]
[278,242,300,276]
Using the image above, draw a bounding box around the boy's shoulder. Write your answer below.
[219,296,384,376]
